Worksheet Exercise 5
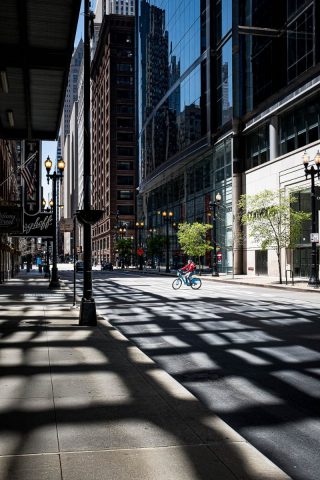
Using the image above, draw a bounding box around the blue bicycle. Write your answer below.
[172,270,202,290]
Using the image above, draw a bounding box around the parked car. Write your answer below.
[102,262,113,271]
[75,261,84,272]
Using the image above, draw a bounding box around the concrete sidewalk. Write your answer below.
[0,272,291,480]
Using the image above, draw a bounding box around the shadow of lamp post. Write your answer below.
[303,150,320,286]
[209,193,222,277]
[45,155,65,288]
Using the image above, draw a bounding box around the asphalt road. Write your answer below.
[62,268,320,480]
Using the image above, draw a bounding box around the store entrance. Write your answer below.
[255,250,268,275]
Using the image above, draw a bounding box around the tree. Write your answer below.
[238,189,310,284]
[177,222,212,272]
[146,235,166,267]
[115,238,132,267]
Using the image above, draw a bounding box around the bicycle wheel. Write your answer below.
[191,278,202,289]
[172,278,182,290]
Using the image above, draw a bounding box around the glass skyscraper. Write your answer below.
[136,0,320,275]
[137,0,232,271]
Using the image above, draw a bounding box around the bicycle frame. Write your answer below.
[177,271,193,285]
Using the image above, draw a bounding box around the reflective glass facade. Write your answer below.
[137,0,208,181]
[241,0,317,114]
[135,0,320,275]
[214,0,233,127]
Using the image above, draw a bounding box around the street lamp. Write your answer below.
[119,226,127,238]
[135,220,144,270]
[303,150,320,286]
[209,193,222,277]
[41,198,53,279]
[45,155,65,288]
[161,210,173,273]
[148,226,156,268]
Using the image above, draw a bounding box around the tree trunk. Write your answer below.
[198,255,201,275]
[277,249,282,284]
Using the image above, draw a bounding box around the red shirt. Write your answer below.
[181,262,196,273]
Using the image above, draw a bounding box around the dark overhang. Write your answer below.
[0,0,81,140]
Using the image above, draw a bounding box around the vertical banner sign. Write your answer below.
[22,140,41,215]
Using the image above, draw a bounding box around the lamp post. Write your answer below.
[42,198,53,279]
[303,150,320,286]
[209,193,222,277]
[136,220,144,270]
[45,155,65,288]
[148,227,156,268]
[119,226,127,238]
[161,211,173,273]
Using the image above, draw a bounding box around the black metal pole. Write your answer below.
[73,215,76,306]
[212,202,219,277]
[308,169,319,285]
[165,220,170,273]
[139,228,143,270]
[79,0,97,325]
[45,238,50,278]
[49,173,60,288]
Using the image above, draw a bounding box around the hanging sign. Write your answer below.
[12,212,53,237]
[22,140,41,215]
[0,206,23,233]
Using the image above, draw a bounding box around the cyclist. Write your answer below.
[180,259,196,285]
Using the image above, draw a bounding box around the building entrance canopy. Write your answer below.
[0,0,81,140]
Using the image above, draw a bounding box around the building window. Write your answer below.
[287,5,314,82]
[117,118,134,129]
[117,161,133,170]
[216,39,233,126]
[117,132,134,142]
[117,205,134,215]
[117,146,134,156]
[117,190,134,200]
[117,63,134,73]
[245,124,269,169]
[117,175,134,185]
[117,104,134,114]
[280,96,320,155]
[117,89,134,100]
[116,76,134,86]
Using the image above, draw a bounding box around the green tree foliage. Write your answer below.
[238,189,310,283]
[115,238,132,265]
[146,235,166,257]
[177,222,212,270]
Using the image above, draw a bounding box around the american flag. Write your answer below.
[21,152,37,197]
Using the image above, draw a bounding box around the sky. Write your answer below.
[41,0,90,201]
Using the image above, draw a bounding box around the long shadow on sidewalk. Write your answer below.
[0,276,289,479]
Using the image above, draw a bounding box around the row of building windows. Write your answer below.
[245,95,320,170]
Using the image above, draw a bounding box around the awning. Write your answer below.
[0,0,81,140]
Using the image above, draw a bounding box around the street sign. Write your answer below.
[137,248,144,256]
[60,217,74,232]
[310,233,319,243]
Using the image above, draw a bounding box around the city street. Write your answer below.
[63,268,320,480]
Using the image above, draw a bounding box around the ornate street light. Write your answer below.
[303,150,320,286]
[45,155,65,288]
[161,211,173,273]
[209,193,222,277]
[135,220,144,270]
